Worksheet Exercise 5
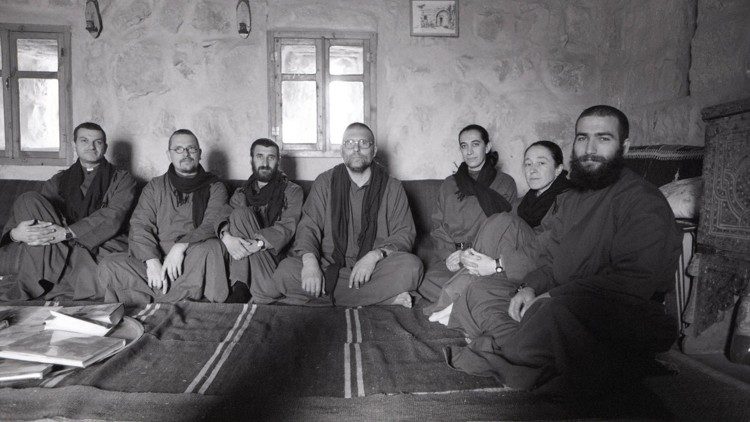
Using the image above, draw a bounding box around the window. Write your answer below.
[268,31,377,157]
[0,24,71,165]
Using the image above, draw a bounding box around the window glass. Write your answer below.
[329,46,363,75]
[282,81,317,144]
[17,38,58,72]
[281,44,316,74]
[329,81,364,145]
[19,78,59,151]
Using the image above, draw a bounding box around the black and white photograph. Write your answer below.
[0,0,748,420]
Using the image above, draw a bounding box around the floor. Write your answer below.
[688,352,750,384]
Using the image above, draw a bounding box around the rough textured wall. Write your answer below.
[0,0,748,195]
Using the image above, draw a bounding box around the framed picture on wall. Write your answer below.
[410,0,459,37]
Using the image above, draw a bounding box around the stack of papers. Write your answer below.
[0,305,128,380]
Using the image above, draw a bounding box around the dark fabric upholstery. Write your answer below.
[624,145,704,187]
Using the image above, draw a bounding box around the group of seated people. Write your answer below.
[0,105,682,393]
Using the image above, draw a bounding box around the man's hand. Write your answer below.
[349,250,381,289]
[221,232,257,260]
[508,287,537,322]
[162,243,189,283]
[461,248,497,276]
[9,220,55,246]
[146,258,168,294]
[301,253,324,297]
[445,250,462,272]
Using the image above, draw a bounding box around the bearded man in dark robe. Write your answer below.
[263,123,423,307]
[217,138,303,303]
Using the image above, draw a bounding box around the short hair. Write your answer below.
[250,138,279,157]
[344,122,374,141]
[525,140,564,167]
[576,105,629,142]
[169,129,198,148]
[73,122,106,144]
[458,124,490,145]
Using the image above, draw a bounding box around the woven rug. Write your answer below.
[1,300,749,420]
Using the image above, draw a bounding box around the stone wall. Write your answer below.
[0,0,748,193]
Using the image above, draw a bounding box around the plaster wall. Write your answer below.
[0,0,748,195]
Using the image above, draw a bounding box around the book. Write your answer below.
[44,304,124,336]
[0,306,62,347]
[0,330,125,368]
[0,359,53,382]
[44,314,113,336]
[55,304,124,325]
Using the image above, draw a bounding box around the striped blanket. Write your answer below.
[3,301,501,398]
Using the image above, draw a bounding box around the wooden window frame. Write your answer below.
[268,30,377,158]
[0,23,72,166]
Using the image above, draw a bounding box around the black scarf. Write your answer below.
[244,170,288,228]
[59,159,114,224]
[167,164,218,228]
[517,170,572,228]
[325,162,388,305]
[453,151,512,217]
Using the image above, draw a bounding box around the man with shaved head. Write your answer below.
[98,129,229,303]
[260,122,423,307]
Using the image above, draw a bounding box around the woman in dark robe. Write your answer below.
[427,140,571,324]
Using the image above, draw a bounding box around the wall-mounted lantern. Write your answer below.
[236,0,251,39]
[85,0,102,38]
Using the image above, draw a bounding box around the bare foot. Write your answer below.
[388,292,412,308]
[428,303,453,326]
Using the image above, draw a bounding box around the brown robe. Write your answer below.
[0,168,138,300]
[265,166,423,307]
[97,173,229,304]
[419,170,517,302]
[218,181,303,296]
[446,168,682,391]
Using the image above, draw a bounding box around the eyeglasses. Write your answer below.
[169,146,201,155]
[342,138,374,149]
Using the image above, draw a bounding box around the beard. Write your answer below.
[569,146,625,191]
[343,153,373,173]
[252,163,278,183]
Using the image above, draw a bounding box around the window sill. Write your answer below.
[0,156,69,166]
[281,149,342,158]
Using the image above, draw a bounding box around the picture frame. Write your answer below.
[410,0,459,37]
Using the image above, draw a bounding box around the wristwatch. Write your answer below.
[494,258,504,273]
[256,239,265,249]
[379,248,388,259]
[64,227,74,241]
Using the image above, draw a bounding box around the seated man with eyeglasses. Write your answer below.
[0,122,138,301]
[98,129,230,304]
[260,122,423,307]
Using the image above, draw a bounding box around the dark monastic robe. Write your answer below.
[446,168,681,391]
[264,166,423,307]
[0,165,138,300]
[218,180,303,297]
[419,169,517,303]
[97,173,229,304]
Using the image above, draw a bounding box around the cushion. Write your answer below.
[660,177,703,219]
